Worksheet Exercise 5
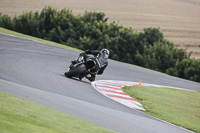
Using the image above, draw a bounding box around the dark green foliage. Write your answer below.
[12,11,40,37]
[135,41,189,72]
[0,13,13,29]
[0,6,199,82]
[81,11,108,23]
[166,59,200,82]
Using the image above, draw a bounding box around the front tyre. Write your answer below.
[64,72,71,78]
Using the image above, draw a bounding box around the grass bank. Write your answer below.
[122,86,200,133]
[0,90,115,133]
[0,28,115,132]
[0,27,82,52]
[1,27,198,132]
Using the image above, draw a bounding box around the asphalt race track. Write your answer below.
[0,33,199,133]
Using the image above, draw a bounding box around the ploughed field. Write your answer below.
[1,0,200,58]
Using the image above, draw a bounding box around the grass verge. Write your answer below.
[0,28,115,132]
[0,27,82,52]
[0,90,115,133]
[122,86,200,133]
[2,27,197,132]
[0,27,163,73]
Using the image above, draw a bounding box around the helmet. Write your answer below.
[101,48,109,59]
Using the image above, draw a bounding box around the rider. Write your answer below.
[72,48,109,81]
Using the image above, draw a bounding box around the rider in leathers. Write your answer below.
[72,49,109,81]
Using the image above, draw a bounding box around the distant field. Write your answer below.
[0,0,200,58]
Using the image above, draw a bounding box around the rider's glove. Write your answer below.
[80,52,85,56]
[85,49,90,54]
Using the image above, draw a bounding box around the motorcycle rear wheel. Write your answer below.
[65,64,86,78]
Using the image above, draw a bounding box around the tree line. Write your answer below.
[0,6,199,82]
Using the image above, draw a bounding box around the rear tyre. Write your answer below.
[65,64,86,78]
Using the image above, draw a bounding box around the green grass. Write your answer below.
[0,27,82,52]
[0,28,115,132]
[0,90,115,133]
[0,27,163,74]
[2,27,198,132]
[122,85,200,133]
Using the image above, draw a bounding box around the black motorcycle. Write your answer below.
[64,55,96,81]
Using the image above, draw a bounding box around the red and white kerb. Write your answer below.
[91,80,145,111]
[91,80,194,111]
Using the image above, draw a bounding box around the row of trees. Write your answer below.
[0,6,199,82]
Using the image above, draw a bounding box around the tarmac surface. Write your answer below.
[0,33,199,133]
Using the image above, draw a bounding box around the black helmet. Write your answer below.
[101,48,109,59]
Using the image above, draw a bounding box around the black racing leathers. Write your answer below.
[80,50,108,81]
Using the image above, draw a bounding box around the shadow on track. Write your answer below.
[60,74,91,84]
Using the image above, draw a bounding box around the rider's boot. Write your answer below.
[85,73,95,82]
[79,76,83,80]
[86,76,95,82]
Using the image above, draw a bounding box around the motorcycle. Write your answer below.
[64,55,96,81]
